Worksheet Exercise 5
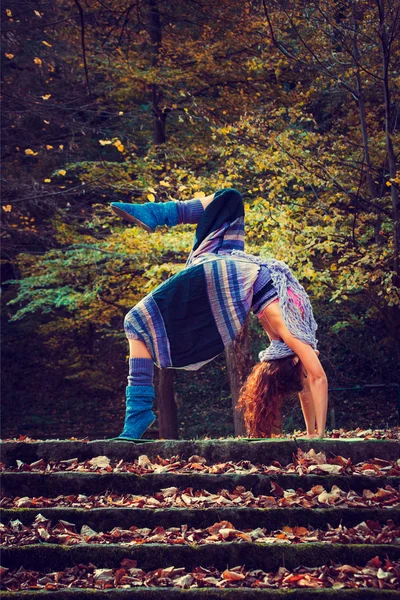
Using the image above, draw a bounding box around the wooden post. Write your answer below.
[225,317,254,436]
[154,367,178,439]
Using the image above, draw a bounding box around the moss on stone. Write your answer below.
[2,470,399,499]
[2,542,400,572]
[2,506,398,532]
[1,438,399,468]
[1,586,400,599]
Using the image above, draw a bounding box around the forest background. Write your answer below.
[1,0,400,441]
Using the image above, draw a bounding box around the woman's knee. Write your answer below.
[124,309,140,339]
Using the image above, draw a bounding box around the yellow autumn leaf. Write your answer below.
[58,170,66,176]
[159,181,170,187]
[99,139,112,145]
[147,193,156,202]
[44,120,50,124]
[193,191,206,199]
[34,57,42,66]
[118,111,124,115]
[2,205,12,212]
[46,145,53,150]
[330,264,337,271]
[116,144,124,152]
[34,10,42,17]
[25,149,38,156]
[6,9,12,16]
[44,179,51,183]
[147,187,156,194]
[59,144,64,150]
[5,53,14,59]
[42,94,51,100]
[42,41,52,47]
[386,181,391,186]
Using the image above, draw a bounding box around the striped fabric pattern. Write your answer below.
[186,216,245,267]
[124,294,172,368]
[251,264,279,315]
[122,188,280,370]
[123,249,261,369]
[203,256,258,347]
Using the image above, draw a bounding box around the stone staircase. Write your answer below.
[1,437,399,598]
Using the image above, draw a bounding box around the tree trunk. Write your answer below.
[351,4,382,244]
[146,0,177,438]
[382,304,400,365]
[377,0,400,277]
[148,0,166,145]
[225,317,255,436]
[154,367,178,439]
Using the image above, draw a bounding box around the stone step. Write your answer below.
[2,542,399,573]
[1,438,399,467]
[3,506,399,530]
[2,471,398,498]
[2,587,400,599]
[3,439,399,598]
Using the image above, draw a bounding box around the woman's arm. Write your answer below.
[298,375,317,435]
[268,318,328,437]
[287,338,328,437]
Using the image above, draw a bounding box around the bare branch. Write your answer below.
[74,0,92,97]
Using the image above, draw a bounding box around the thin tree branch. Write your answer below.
[74,0,92,97]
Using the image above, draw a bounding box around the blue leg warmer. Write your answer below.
[110,200,179,232]
[117,385,156,440]
[176,198,204,224]
[127,357,154,386]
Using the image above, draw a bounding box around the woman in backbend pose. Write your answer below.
[110,188,328,440]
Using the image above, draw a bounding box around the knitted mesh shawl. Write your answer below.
[230,250,318,361]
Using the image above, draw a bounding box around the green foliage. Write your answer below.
[2,0,399,438]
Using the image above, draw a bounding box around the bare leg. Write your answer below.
[200,192,216,210]
[128,339,152,359]
[298,386,317,435]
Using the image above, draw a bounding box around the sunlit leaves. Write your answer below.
[3,0,399,357]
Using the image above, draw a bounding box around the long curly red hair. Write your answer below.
[238,357,305,437]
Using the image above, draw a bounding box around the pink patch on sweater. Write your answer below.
[288,287,304,317]
[259,288,304,321]
[271,288,303,310]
